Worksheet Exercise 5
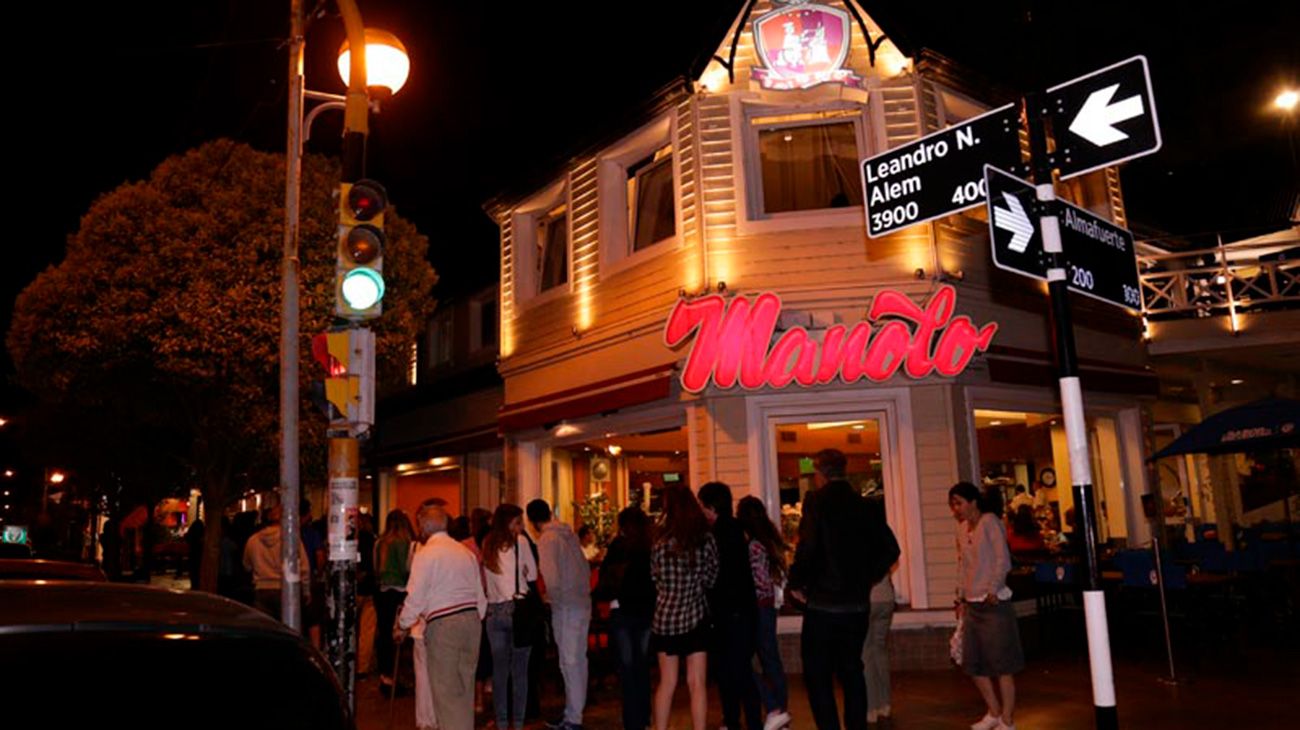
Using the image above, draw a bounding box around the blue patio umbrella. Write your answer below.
[1149,398,1300,460]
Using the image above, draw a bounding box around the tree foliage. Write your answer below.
[7,140,437,586]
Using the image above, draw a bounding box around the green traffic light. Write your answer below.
[341,268,385,310]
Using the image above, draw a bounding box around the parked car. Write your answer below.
[0,558,106,581]
[0,581,352,728]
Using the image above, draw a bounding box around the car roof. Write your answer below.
[0,582,297,639]
[0,559,107,581]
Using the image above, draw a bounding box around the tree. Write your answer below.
[7,140,437,590]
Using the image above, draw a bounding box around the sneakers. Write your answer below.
[763,711,792,730]
[971,714,1002,730]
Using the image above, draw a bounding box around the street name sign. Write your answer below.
[985,165,1141,311]
[862,103,1023,238]
[1046,55,1161,180]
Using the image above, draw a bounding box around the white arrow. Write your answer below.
[994,191,1034,253]
[1069,83,1144,147]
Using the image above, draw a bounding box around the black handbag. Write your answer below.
[511,541,545,648]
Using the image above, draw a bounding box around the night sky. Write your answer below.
[2,1,1296,404]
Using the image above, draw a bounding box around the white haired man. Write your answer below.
[396,503,487,730]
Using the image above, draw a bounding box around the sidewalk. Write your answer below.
[355,643,1300,730]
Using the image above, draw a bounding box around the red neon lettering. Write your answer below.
[665,285,997,393]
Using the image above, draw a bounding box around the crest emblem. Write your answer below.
[752,2,863,91]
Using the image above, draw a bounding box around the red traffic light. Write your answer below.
[347,180,388,222]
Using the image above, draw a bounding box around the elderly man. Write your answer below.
[396,503,487,730]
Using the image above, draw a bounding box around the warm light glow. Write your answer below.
[807,420,866,431]
[338,29,410,95]
[554,424,582,438]
[607,445,623,456]
[989,421,1003,426]
[1231,379,1245,385]
[700,61,729,93]
[430,457,451,467]
[49,471,66,484]
[1276,89,1299,112]
[0,417,7,427]
[3,470,13,478]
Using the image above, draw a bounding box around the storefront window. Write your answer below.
[545,426,689,546]
[771,418,886,546]
[974,409,1130,554]
[757,121,863,214]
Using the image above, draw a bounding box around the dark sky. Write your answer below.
[2,0,1297,401]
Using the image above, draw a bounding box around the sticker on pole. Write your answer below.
[328,477,359,562]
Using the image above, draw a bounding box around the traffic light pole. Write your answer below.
[1025,93,1118,730]
[279,0,305,633]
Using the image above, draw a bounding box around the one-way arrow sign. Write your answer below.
[1047,55,1161,180]
[984,165,1141,311]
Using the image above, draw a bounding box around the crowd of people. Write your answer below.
[199,448,1029,730]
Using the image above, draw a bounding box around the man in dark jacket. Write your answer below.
[698,481,763,730]
[788,449,898,730]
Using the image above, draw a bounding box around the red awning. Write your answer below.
[498,364,676,433]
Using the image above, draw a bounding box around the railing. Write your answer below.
[1138,237,1300,320]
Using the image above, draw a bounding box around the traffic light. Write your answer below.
[336,179,388,320]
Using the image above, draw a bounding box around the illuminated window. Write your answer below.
[537,203,569,293]
[627,144,676,252]
[757,121,861,214]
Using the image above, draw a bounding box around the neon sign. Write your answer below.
[751,2,863,91]
[663,285,997,393]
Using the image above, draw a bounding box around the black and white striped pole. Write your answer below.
[1025,93,1119,730]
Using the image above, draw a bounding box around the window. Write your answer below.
[756,121,863,214]
[428,310,453,368]
[627,144,676,252]
[598,114,678,274]
[537,203,568,293]
[471,295,498,352]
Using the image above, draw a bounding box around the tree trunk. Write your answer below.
[197,467,233,594]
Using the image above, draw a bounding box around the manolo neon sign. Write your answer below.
[663,285,997,393]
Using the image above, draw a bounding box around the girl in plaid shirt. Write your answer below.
[651,485,719,730]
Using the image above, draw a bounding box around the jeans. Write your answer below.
[863,601,894,713]
[552,602,592,725]
[801,608,869,730]
[716,611,762,730]
[486,602,532,729]
[611,609,652,730]
[754,605,789,713]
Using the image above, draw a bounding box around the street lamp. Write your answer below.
[337,29,410,97]
[1276,89,1299,112]
[280,0,408,705]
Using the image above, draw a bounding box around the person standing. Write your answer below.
[527,499,592,730]
[482,504,539,730]
[397,503,487,730]
[861,496,899,727]
[950,482,1023,730]
[651,485,719,730]
[241,503,311,624]
[698,482,762,730]
[375,509,415,696]
[594,506,656,730]
[736,496,792,730]
[464,507,495,715]
[788,449,896,730]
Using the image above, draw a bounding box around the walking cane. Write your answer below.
[388,634,404,729]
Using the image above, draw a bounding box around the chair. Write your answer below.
[1032,561,1083,651]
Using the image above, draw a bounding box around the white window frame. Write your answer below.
[597,113,682,278]
[745,386,925,609]
[734,96,870,236]
[933,84,991,129]
[511,177,572,308]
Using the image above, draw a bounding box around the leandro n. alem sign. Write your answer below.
[862,104,1022,238]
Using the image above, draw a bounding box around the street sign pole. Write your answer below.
[1026,93,1118,730]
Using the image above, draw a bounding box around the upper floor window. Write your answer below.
[627,144,676,252]
[537,203,569,293]
[429,309,453,368]
[599,114,678,274]
[758,121,862,213]
[511,178,570,305]
[471,294,498,353]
